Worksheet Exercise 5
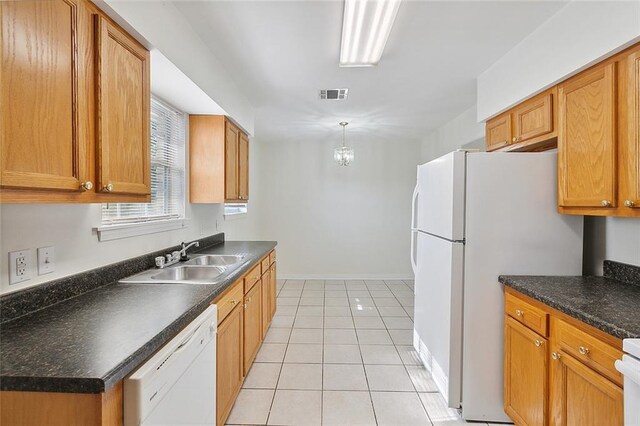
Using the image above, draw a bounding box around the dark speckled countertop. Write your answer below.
[0,241,276,394]
[499,261,640,340]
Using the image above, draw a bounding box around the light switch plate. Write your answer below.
[37,246,55,275]
[9,249,32,285]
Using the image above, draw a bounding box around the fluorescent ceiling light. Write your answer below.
[340,0,402,67]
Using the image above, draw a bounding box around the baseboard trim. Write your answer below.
[278,274,414,281]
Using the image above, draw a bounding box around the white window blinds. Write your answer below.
[101,97,186,225]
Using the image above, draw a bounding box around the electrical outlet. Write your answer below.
[9,249,32,285]
[37,246,55,275]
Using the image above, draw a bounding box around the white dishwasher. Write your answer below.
[616,339,640,426]
[124,305,217,426]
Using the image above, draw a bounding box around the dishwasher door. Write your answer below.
[124,305,217,426]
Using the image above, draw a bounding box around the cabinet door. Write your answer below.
[550,350,623,426]
[261,269,271,338]
[623,49,640,209]
[96,16,150,195]
[486,114,511,151]
[238,132,249,201]
[225,122,239,201]
[269,263,277,320]
[217,303,243,426]
[504,317,548,426]
[243,280,262,374]
[558,63,617,208]
[513,91,554,143]
[1,0,86,192]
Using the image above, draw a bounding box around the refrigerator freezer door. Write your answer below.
[414,231,464,409]
[416,151,466,241]
[462,151,583,422]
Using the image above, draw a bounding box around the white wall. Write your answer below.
[421,105,485,162]
[477,1,640,121]
[245,135,422,280]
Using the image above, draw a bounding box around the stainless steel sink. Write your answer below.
[121,265,227,285]
[184,254,245,267]
[151,266,226,282]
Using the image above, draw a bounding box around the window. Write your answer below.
[101,97,186,227]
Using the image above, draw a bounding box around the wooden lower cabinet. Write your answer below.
[269,262,277,319]
[216,303,244,426]
[261,267,272,338]
[243,279,262,374]
[504,317,548,426]
[549,347,623,426]
[504,288,623,426]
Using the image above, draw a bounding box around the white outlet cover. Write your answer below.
[9,249,32,285]
[37,246,55,275]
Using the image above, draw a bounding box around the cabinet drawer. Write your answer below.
[244,264,261,293]
[505,292,548,336]
[269,251,276,265]
[261,257,270,275]
[555,319,623,385]
[215,280,243,323]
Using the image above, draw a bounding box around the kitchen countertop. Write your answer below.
[0,241,276,394]
[499,271,640,340]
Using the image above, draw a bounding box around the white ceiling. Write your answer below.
[175,1,567,144]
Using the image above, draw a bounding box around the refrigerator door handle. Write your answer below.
[410,184,419,274]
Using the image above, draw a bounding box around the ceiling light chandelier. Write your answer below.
[334,122,354,166]
[340,0,402,67]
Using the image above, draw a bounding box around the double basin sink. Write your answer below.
[120,254,246,285]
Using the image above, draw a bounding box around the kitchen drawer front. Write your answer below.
[555,319,623,385]
[244,264,261,293]
[505,292,548,336]
[216,279,244,323]
[261,257,270,275]
[269,250,276,265]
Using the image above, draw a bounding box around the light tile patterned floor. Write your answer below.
[226,279,497,426]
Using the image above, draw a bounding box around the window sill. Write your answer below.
[95,218,190,242]
[223,212,247,222]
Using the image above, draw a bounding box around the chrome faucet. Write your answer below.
[179,240,200,261]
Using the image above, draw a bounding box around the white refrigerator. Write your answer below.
[410,150,583,422]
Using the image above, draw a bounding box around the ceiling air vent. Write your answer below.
[319,88,349,100]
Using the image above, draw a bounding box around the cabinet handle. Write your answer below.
[600,200,611,207]
[515,309,524,317]
[80,181,93,191]
[534,339,543,347]
[624,200,636,207]
[512,136,522,143]
[578,346,590,355]
[104,183,114,192]
[230,299,237,305]
[551,352,561,360]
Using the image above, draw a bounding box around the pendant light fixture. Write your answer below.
[334,122,355,166]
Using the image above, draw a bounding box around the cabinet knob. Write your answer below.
[551,352,561,360]
[534,339,543,347]
[624,200,636,207]
[230,299,237,305]
[80,181,93,191]
[600,200,611,207]
[578,346,590,355]
[515,309,524,317]
[512,136,521,143]
[104,183,114,192]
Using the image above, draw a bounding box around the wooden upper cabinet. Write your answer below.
[622,48,640,210]
[486,114,511,151]
[189,115,250,203]
[550,351,623,426]
[225,122,239,201]
[0,0,86,192]
[504,317,548,426]
[558,62,617,208]
[96,16,150,195]
[513,89,555,144]
[238,132,249,201]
